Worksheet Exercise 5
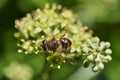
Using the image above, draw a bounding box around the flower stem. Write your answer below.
[39,55,51,80]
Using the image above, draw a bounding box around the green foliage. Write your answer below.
[0,0,7,9]
[14,3,112,73]
[0,0,119,80]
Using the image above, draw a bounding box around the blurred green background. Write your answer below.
[0,0,120,80]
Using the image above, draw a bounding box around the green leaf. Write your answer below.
[67,66,99,80]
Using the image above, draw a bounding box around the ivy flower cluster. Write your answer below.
[3,62,33,80]
[14,3,112,72]
[81,37,112,71]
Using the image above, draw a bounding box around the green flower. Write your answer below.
[82,37,112,72]
[14,3,112,72]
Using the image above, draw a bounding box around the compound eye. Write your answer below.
[41,40,47,51]
[61,38,71,49]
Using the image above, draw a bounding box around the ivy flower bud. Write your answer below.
[98,62,104,70]
[105,49,112,55]
[92,65,99,72]
[87,54,94,61]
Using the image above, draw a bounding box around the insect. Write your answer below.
[41,30,72,52]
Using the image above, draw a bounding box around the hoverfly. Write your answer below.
[41,28,72,52]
